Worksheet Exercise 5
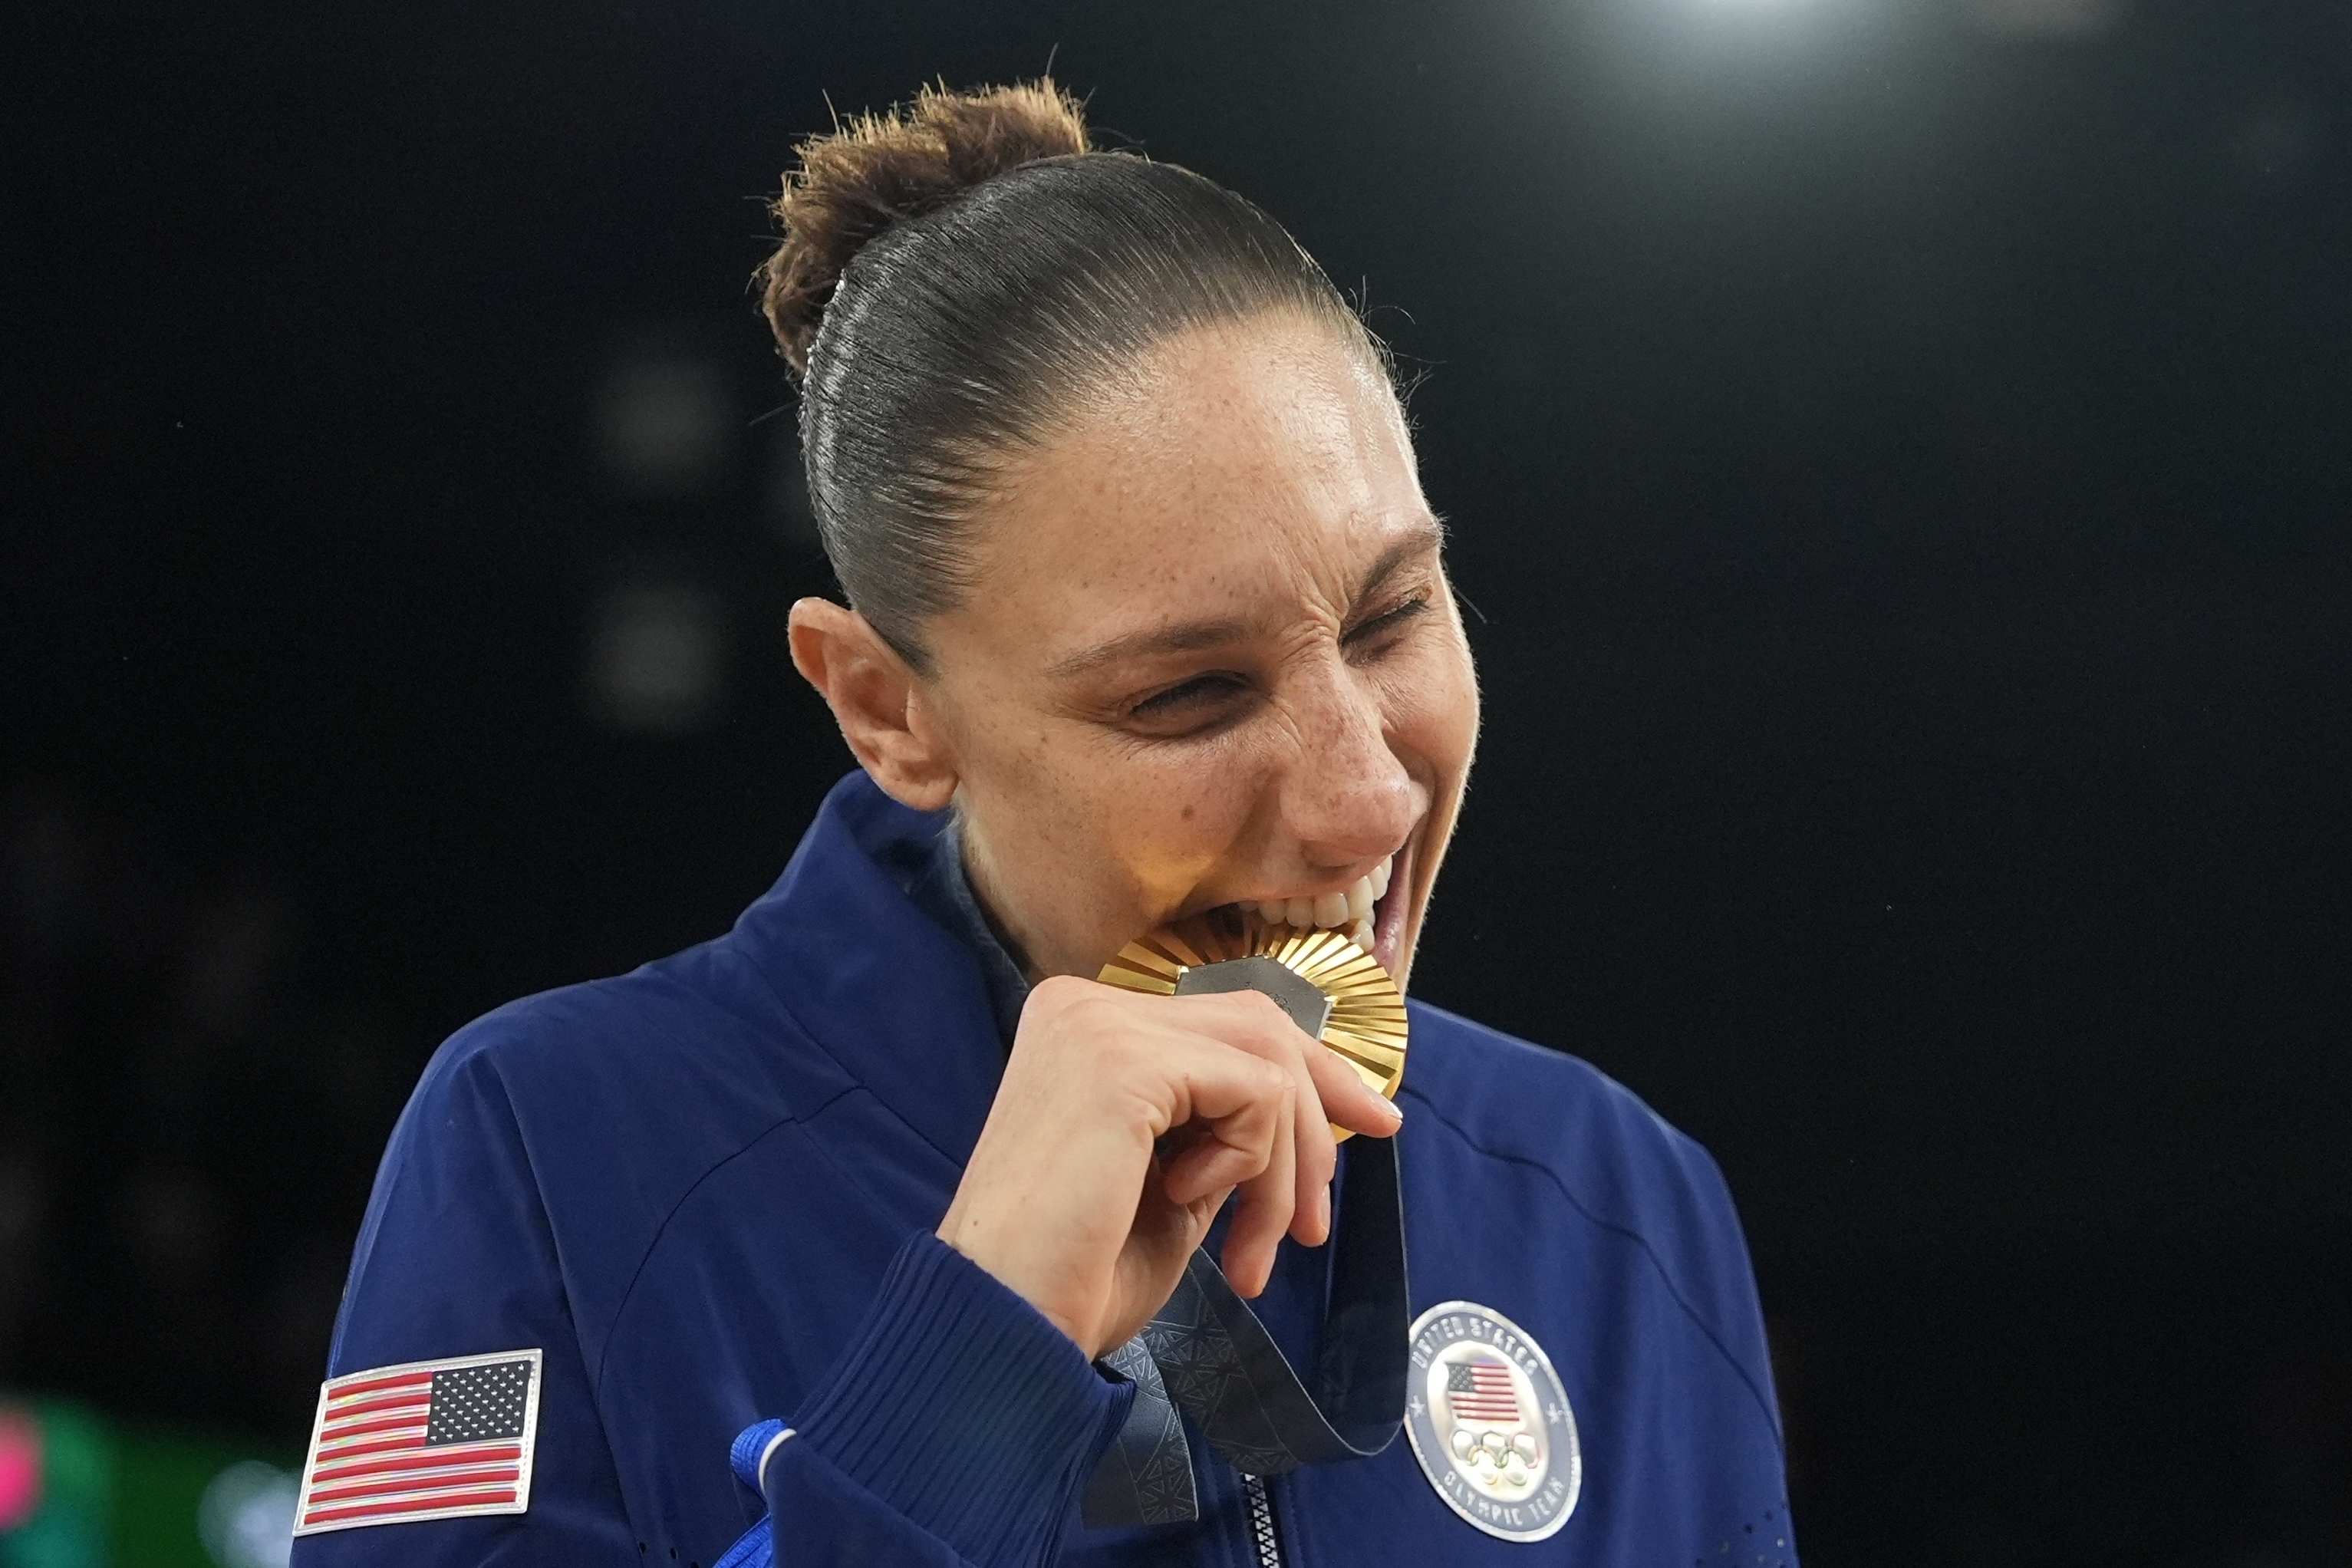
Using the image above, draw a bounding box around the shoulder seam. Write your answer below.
[575,938,973,1404]
[588,1082,861,1408]
[1399,1086,1784,1450]
[716,940,973,1171]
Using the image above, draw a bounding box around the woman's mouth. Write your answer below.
[1232,851,1405,973]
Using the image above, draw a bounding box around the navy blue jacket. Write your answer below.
[292,773,1794,1566]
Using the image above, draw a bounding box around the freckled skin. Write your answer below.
[788,311,1480,1334]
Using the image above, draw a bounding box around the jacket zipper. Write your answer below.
[1241,1474,1282,1568]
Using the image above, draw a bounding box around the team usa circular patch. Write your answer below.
[1404,1301,1582,1543]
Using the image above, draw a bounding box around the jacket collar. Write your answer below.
[725,771,1008,1168]
[903,812,1033,1047]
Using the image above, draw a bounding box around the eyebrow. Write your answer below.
[1044,516,1445,680]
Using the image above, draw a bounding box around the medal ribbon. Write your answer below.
[1082,1132,1408,1528]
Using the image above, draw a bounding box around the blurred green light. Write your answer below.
[1,1398,297,1568]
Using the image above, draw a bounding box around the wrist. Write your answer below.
[937,1209,1096,1355]
[785,1230,1134,1567]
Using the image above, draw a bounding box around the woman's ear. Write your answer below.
[787,599,960,811]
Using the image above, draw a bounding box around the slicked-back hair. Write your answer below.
[758,81,1379,669]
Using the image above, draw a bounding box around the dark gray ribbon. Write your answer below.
[1082,1132,1408,1528]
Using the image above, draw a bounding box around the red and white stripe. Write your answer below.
[293,1350,540,1535]
[1448,1360,1524,1425]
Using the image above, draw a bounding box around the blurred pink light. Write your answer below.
[0,1409,41,1531]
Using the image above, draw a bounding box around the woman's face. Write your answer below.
[815,311,1480,989]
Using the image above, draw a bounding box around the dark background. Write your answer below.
[5,0,2348,1562]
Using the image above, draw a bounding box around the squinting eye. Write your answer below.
[1132,674,1245,718]
[1343,595,1431,646]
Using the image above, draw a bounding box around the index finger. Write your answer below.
[1174,990,1403,1138]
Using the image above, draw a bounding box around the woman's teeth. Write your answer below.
[1245,856,1393,952]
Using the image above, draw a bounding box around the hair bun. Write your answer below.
[760,79,1091,376]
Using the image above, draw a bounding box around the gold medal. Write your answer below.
[1096,909,1408,1140]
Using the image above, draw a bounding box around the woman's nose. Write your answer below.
[1276,659,1417,866]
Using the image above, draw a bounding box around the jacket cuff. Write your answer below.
[788,1230,1135,1566]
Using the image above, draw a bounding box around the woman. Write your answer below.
[289,81,1794,1567]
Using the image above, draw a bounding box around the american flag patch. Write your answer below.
[292,1349,543,1535]
[1444,1357,1524,1427]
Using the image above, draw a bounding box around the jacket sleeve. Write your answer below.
[288,1036,637,1566]
[295,1029,1132,1568]
[739,1230,1136,1568]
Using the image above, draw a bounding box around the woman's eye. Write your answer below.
[1343,594,1431,648]
[1130,674,1246,720]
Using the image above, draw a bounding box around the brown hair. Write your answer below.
[757,80,1379,668]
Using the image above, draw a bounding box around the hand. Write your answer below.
[936,974,1405,1359]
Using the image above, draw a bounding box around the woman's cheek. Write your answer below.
[1125,755,1249,856]
[1376,638,1479,774]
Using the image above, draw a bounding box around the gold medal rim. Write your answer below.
[1095,912,1408,1139]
